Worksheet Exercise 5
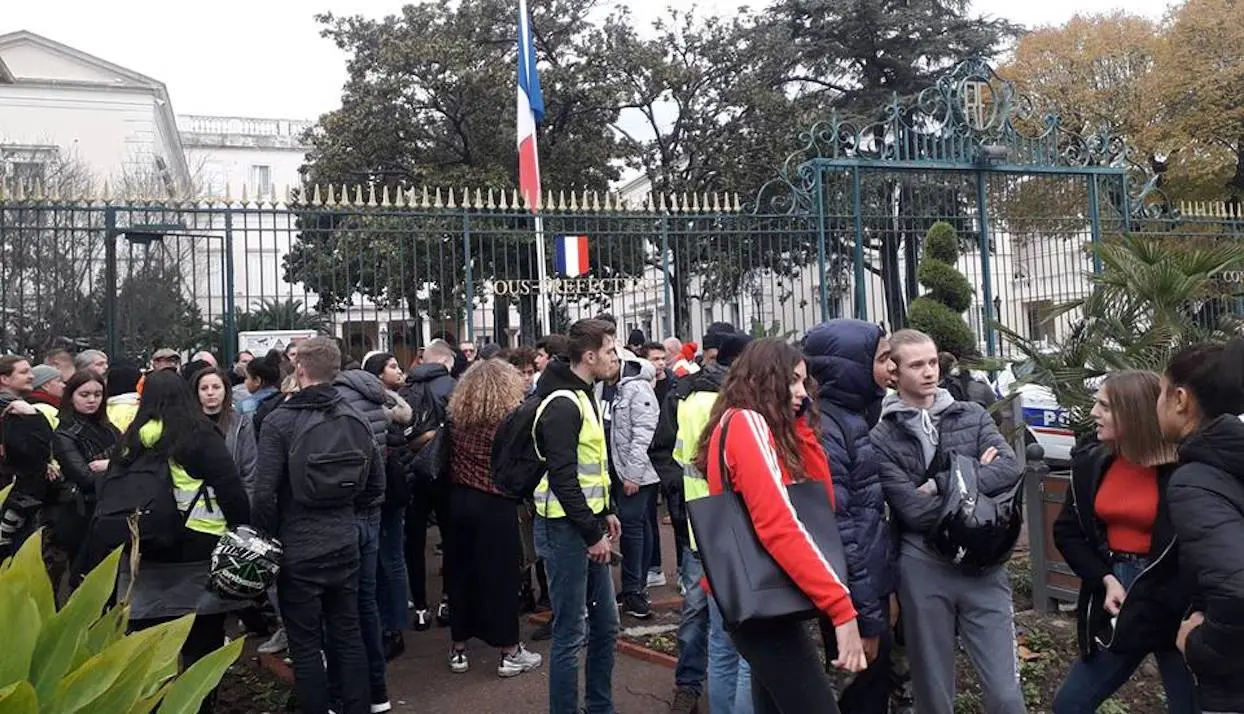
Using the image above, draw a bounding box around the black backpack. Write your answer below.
[491,390,576,501]
[288,401,375,508]
[926,452,1025,574]
[93,450,204,556]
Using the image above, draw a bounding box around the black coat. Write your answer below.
[1052,440,1188,659]
[1167,415,1244,713]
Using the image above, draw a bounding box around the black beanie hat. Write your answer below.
[105,363,142,397]
[702,322,738,351]
[627,329,646,348]
[716,333,753,367]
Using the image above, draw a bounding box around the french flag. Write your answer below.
[516,0,544,213]
[554,235,589,277]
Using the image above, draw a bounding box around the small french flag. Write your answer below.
[554,235,589,277]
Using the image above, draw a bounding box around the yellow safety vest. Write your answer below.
[32,402,60,431]
[138,421,226,537]
[107,397,140,435]
[533,390,610,519]
[674,391,719,551]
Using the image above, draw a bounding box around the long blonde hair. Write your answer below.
[448,359,525,427]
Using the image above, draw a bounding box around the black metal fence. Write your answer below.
[1,186,1241,365]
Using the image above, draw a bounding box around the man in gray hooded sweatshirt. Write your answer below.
[869,329,1024,714]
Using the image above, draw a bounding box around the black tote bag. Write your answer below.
[686,412,849,631]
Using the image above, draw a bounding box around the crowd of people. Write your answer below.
[2,317,1243,714]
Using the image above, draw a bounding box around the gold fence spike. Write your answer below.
[512,189,521,210]
[555,190,564,211]
[473,188,483,209]
[447,188,457,209]
[732,193,741,212]
[380,185,391,207]
[241,183,251,205]
[312,184,323,206]
[434,187,444,208]
[568,191,579,211]
[691,193,701,212]
[327,184,340,207]
[486,188,496,209]
[367,184,378,207]
[351,184,362,206]
[658,193,667,212]
[603,192,613,212]
[499,189,510,210]
[591,191,601,212]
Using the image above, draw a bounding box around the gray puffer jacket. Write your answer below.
[333,369,389,449]
[222,411,258,499]
[602,357,661,487]
[869,389,1019,561]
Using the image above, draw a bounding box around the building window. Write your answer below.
[1024,300,1054,342]
[250,165,271,192]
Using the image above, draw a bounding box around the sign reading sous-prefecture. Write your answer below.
[488,277,643,296]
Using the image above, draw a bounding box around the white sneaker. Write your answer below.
[449,648,469,673]
[497,643,543,678]
[257,628,288,654]
[370,703,393,713]
[647,570,667,588]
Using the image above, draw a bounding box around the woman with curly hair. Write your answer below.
[694,338,866,714]
[444,359,544,678]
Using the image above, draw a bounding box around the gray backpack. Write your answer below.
[288,401,374,508]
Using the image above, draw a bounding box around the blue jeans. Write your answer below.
[647,489,662,572]
[1053,558,1198,714]
[376,505,409,632]
[534,516,619,714]
[617,484,657,595]
[355,511,387,704]
[708,597,753,714]
[674,548,708,694]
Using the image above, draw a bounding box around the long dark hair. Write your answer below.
[1165,337,1244,423]
[117,369,208,465]
[58,369,112,427]
[191,366,235,427]
[693,339,814,479]
[245,349,283,387]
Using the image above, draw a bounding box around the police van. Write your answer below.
[994,364,1077,466]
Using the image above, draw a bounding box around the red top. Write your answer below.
[1094,457,1159,555]
[704,408,857,627]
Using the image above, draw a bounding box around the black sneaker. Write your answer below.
[412,609,432,632]
[622,593,652,619]
[384,630,405,661]
[436,598,450,627]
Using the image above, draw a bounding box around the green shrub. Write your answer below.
[908,297,976,357]
[0,528,243,713]
[923,221,960,264]
[908,221,977,356]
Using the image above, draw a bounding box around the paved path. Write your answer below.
[262,518,688,713]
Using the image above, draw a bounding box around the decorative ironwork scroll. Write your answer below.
[749,57,1172,218]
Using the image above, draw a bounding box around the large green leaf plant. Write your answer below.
[0,506,243,714]
[998,232,1244,431]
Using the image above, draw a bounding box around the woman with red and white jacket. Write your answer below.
[694,338,866,714]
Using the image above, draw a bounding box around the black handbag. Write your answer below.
[686,411,849,631]
[411,420,452,485]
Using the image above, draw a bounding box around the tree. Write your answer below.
[290,0,641,339]
[768,0,1020,330]
[1000,233,1244,428]
[306,0,623,190]
[604,7,828,335]
[1153,0,1244,203]
[907,222,976,356]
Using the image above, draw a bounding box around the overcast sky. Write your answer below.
[5,0,1173,120]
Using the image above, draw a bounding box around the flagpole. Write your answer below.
[534,211,549,336]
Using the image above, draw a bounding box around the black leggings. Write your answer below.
[730,618,842,714]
